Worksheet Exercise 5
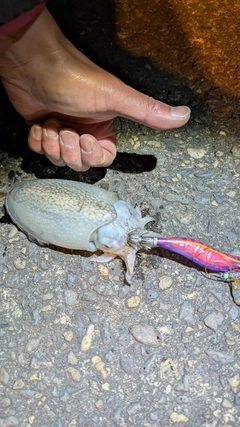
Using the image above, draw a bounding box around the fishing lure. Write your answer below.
[128,231,240,286]
[5,179,240,285]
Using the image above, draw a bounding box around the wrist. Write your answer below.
[0,8,64,72]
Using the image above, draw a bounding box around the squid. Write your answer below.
[5,178,240,285]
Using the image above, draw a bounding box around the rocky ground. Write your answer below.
[1,1,240,426]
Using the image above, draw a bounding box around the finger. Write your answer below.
[80,134,117,167]
[107,78,191,130]
[28,124,44,154]
[42,119,66,167]
[59,129,89,172]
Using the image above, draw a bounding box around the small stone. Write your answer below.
[91,356,110,379]
[227,374,240,393]
[187,147,206,159]
[120,355,134,374]
[13,257,26,270]
[232,146,240,157]
[176,212,193,225]
[206,350,235,365]
[129,324,161,347]
[228,305,239,320]
[67,351,78,365]
[179,300,196,325]
[102,383,109,391]
[41,305,51,312]
[222,399,232,408]
[0,397,11,407]
[12,379,25,389]
[63,331,73,342]
[81,324,94,351]
[127,296,140,308]
[66,367,81,382]
[30,350,53,369]
[98,264,108,276]
[42,292,53,301]
[204,311,224,331]
[8,225,18,239]
[64,290,78,306]
[95,399,103,409]
[28,416,35,424]
[147,290,159,299]
[158,275,173,290]
[127,402,141,417]
[0,367,10,385]
[170,412,189,423]
[25,338,41,353]
[160,359,180,381]
[0,416,19,426]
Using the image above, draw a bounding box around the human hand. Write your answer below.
[0,8,190,171]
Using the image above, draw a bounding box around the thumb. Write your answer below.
[110,81,191,130]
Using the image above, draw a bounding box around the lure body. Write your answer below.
[5,179,155,282]
[155,237,240,273]
[128,232,240,282]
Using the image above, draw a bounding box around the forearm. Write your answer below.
[0,1,46,54]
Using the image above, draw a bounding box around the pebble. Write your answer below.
[91,356,110,380]
[8,225,18,239]
[227,374,240,393]
[204,311,224,331]
[127,402,142,417]
[127,296,140,308]
[42,292,53,301]
[158,275,173,290]
[30,350,53,369]
[174,374,189,392]
[64,290,78,306]
[176,212,193,224]
[12,379,25,389]
[0,416,19,426]
[146,289,159,299]
[187,147,206,159]
[66,271,76,287]
[179,300,196,325]
[118,331,130,347]
[95,399,103,409]
[129,324,160,347]
[228,305,239,320]
[63,331,73,342]
[101,320,113,344]
[206,350,235,365]
[66,367,81,382]
[170,412,189,423]
[160,359,180,381]
[13,257,26,270]
[222,398,232,408]
[81,324,94,351]
[0,367,10,385]
[120,355,134,374]
[232,145,240,157]
[67,351,78,365]
[25,338,41,353]
[0,397,11,407]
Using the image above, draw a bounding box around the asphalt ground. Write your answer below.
[1,1,240,426]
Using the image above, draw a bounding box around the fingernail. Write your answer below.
[80,135,94,154]
[33,125,42,140]
[45,120,59,138]
[60,130,77,148]
[170,106,191,118]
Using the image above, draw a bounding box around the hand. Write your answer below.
[0,8,190,171]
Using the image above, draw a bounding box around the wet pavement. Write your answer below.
[1,1,240,426]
